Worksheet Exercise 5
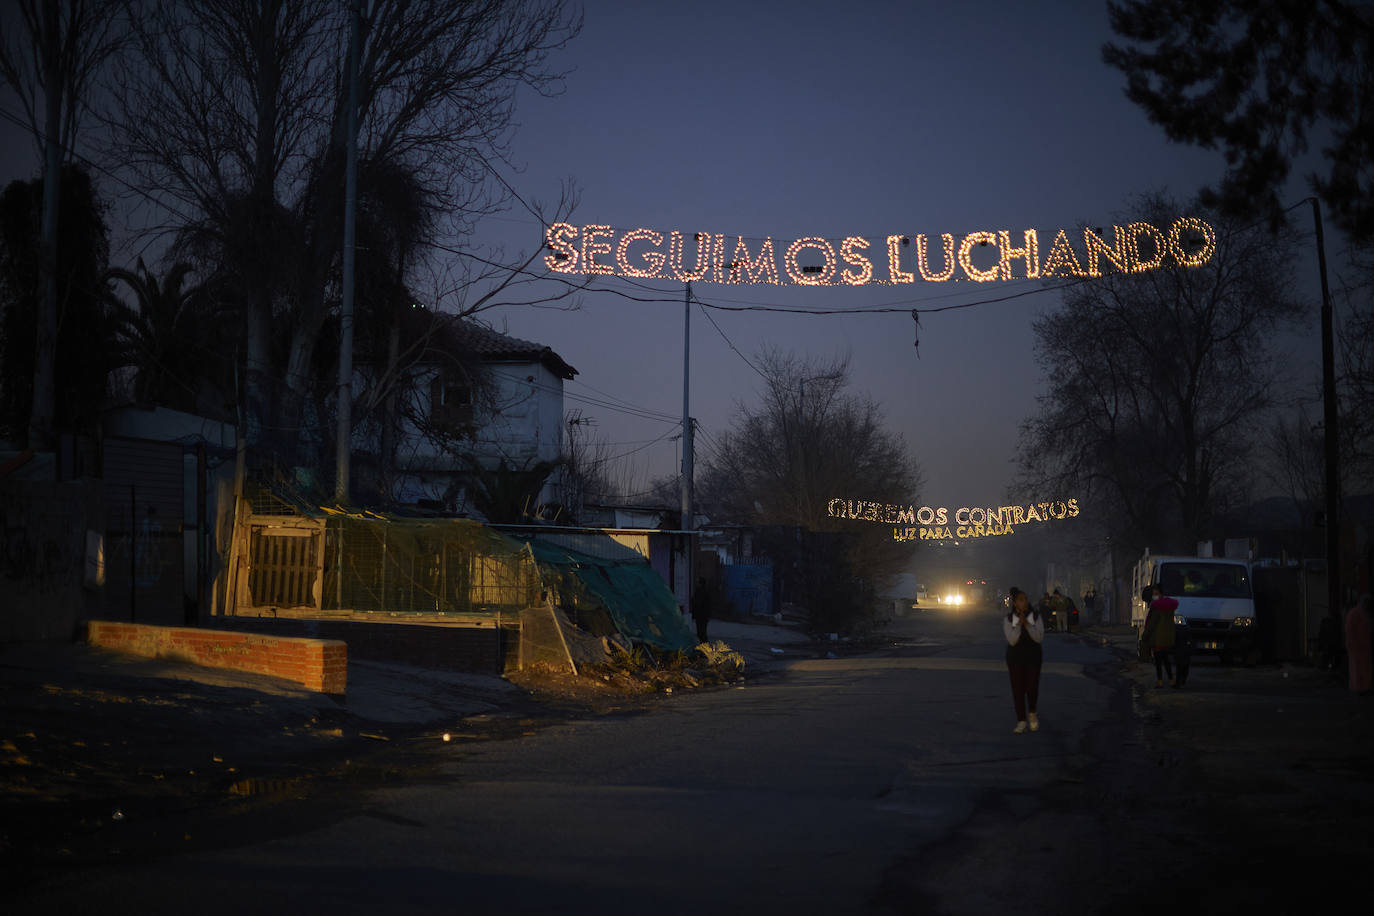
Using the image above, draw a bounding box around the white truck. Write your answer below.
[1131,551,1259,665]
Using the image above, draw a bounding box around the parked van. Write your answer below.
[1132,553,1258,665]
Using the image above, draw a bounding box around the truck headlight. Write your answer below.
[1232,616,1254,628]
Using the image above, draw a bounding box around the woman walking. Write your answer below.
[1003,587,1045,733]
[1142,586,1178,687]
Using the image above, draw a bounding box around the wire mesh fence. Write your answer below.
[236,505,696,659]
[318,513,540,615]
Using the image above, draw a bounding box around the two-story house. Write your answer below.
[352,310,576,516]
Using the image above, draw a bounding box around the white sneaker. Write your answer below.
[1013,721,1028,734]
[1028,713,1039,732]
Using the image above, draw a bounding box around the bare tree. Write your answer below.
[106,0,582,468]
[1338,255,1374,492]
[699,350,923,632]
[0,0,123,448]
[1017,196,1306,554]
[1261,405,1326,524]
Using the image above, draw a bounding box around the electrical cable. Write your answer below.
[696,299,770,382]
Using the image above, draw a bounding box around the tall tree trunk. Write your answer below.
[240,1,283,459]
[28,0,61,450]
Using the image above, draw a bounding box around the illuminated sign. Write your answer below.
[825,497,1080,541]
[545,219,1214,287]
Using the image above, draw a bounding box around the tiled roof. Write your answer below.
[387,309,577,379]
[453,319,577,380]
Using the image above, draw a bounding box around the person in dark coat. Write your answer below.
[1037,591,1056,632]
[1141,585,1178,687]
[691,577,713,644]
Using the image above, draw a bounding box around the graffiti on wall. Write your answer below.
[0,485,82,597]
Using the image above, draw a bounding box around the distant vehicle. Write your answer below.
[935,577,994,609]
[963,577,993,605]
[936,587,964,606]
[1132,552,1257,665]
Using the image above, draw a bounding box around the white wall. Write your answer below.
[357,359,566,510]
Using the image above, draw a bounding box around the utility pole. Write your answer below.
[334,0,362,503]
[682,282,694,611]
[1312,198,1342,625]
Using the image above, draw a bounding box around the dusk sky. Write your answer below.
[0,0,1334,514]
[475,0,1325,510]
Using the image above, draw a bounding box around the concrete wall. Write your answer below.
[0,477,105,642]
[87,620,347,694]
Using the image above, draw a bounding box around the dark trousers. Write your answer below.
[1007,662,1041,720]
[696,617,709,644]
[1153,648,1174,683]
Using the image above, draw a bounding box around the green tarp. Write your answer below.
[523,539,697,652]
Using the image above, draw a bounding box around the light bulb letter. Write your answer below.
[841,236,873,285]
[1041,228,1086,278]
[1126,222,1167,272]
[958,232,1000,282]
[785,238,836,285]
[1083,225,1130,277]
[1167,217,1215,267]
[669,231,710,281]
[915,234,956,282]
[730,236,780,284]
[615,228,665,278]
[581,224,614,275]
[887,235,915,284]
[545,222,578,273]
[998,229,1039,280]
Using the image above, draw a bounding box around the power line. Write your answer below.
[697,300,769,382]
[0,104,199,229]
[484,366,679,424]
[566,375,681,422]
[592,428,679,464]
[425,237,1090,316]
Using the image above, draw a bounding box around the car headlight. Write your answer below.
[1173,614,1188,626]
[1232,616,1254,628]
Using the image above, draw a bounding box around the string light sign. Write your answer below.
[544,218,1215,286]
[826,497,1081,541]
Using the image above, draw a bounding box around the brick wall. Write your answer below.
[207,616,519,675]
[86,620,346,694]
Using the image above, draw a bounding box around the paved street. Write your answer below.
[9,609,1134,914]
[7,608,1370,915]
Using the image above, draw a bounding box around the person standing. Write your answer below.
[1037,591,1056,632]
[691,576,713,645]
[1003,587,1045,733]
[1346,594,1372,694]
[1142,586,1178,687]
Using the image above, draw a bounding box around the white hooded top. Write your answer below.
[1003,608,1045,646]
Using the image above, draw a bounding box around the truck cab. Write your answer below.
[1133,554,1258,664]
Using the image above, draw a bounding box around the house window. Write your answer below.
[430,374,473,427]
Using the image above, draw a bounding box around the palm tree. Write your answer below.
[105,259,228,414]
